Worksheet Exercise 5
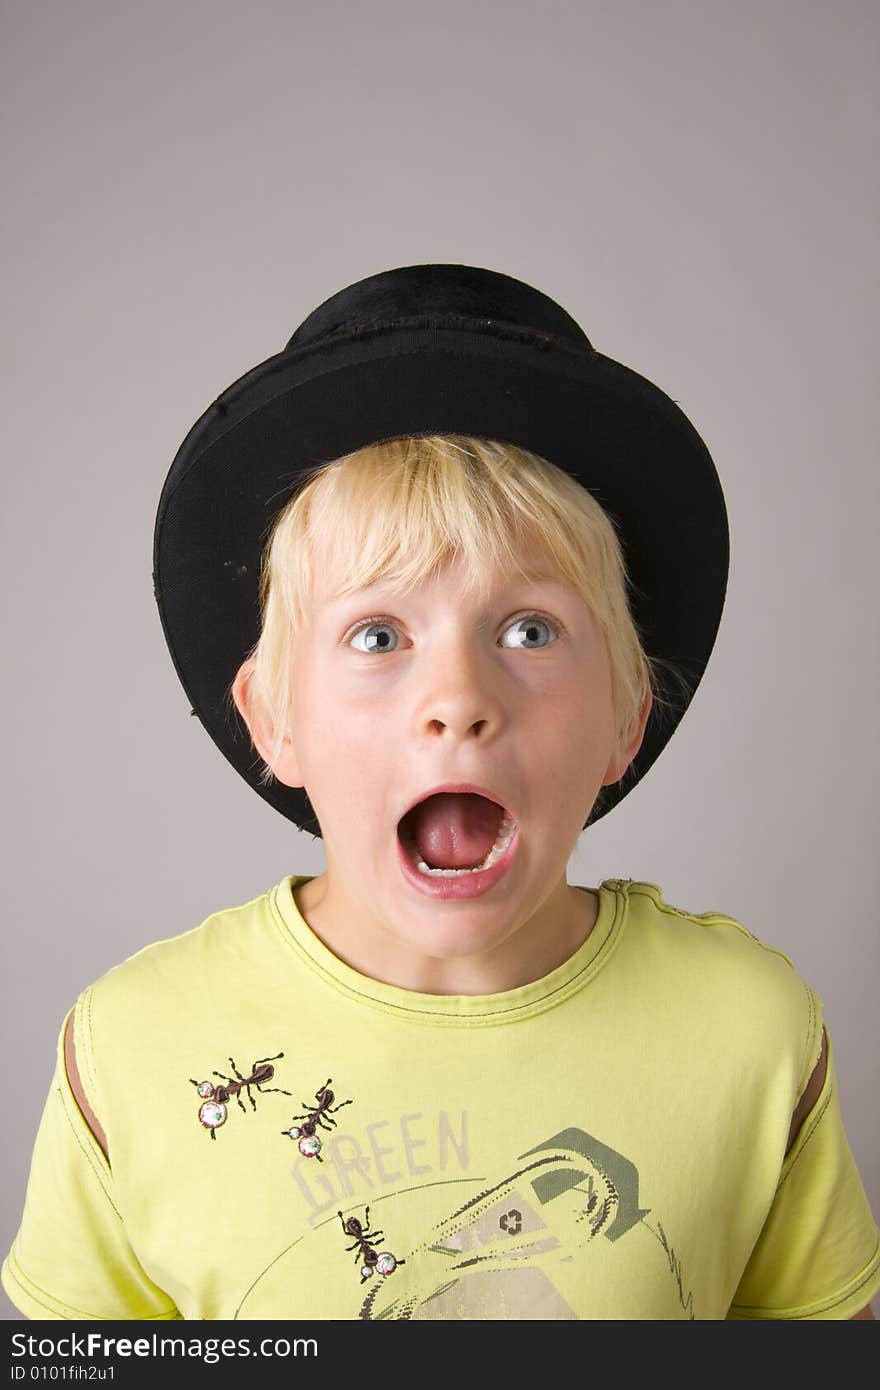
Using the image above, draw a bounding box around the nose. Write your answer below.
[412,633,506,741]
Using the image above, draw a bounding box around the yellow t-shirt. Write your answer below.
[3,876,879,1321]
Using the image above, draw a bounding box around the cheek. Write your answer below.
[539,689,615,780]
[305,683,380,748]
[292,696,389,822]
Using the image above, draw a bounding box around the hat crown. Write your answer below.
[286,263,592,352]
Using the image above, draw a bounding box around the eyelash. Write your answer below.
[345,611,564,650]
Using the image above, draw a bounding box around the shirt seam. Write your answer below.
[74,989,106,1140]
[795,983,821,1101]
[56,1086,120,1216]
[774,1085,834,1191]
[267,879,626,1025]
[623,885,800,972]
[728,1234,880,1318]
[67,996,113,1181]
[4,1248,181,1322]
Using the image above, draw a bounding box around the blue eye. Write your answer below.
[350,621,400,654]
[499,616,558,649]
[348,614,559,654]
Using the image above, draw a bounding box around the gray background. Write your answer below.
[2,0,877,1320]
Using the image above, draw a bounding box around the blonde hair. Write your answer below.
[232,435,692,805]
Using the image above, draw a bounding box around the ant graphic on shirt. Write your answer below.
[338,1207,406,1284]
[190,1051,291,1139]
[283,1077,353,1161]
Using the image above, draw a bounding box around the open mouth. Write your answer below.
[397,792,518,878]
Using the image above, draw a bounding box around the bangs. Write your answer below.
[265,435,621,630]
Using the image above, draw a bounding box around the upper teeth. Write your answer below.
[411,810,517,876]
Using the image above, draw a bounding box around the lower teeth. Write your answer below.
[409,812,516,876]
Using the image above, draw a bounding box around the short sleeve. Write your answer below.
[727,1018,880,1320]
[1,1005,182,1321]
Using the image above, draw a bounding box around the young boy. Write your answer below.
[3,265,878,1321]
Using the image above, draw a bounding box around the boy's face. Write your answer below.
[237,550,650,994]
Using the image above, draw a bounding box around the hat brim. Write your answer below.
[154,324,728,834]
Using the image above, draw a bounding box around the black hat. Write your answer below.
[153,263,729,836]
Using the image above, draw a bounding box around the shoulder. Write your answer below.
[69,880,286,1083]
[62,880,287,1159]
[616,879,811,983]
[85,880,282,1007]
[612,880,823,1078]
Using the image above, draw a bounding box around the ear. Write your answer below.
[601,685,653,787]
[231,657,305,789]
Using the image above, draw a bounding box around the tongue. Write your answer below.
[404,792,504,869]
